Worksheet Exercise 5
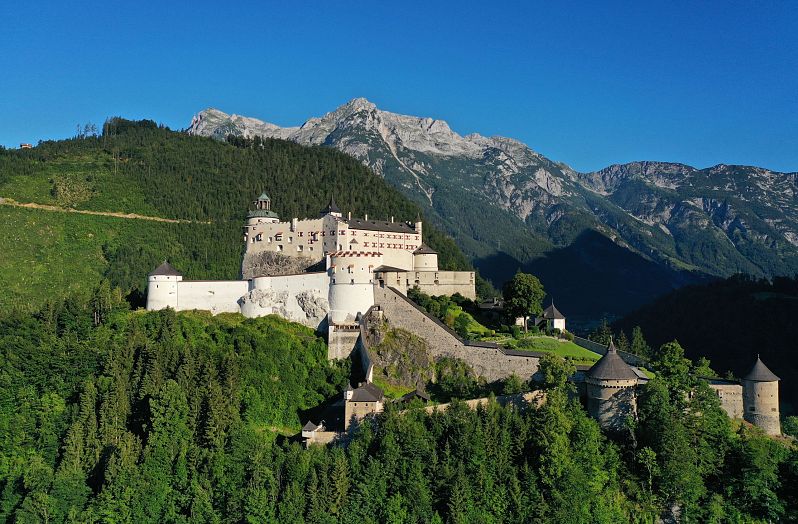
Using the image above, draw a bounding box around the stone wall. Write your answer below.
[586,380,637,433]
[743,380,781,435]
[327,326,361,361]
[373,286,539,382]
[706,380,744,419]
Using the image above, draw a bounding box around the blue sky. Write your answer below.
[1,1,796,172]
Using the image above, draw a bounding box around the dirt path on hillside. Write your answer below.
[0,197,210,224]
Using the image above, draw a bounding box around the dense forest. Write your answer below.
[0,119,480,312]
[1,288,796,522]
[616,275,798,415]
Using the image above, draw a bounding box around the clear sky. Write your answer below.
[1,1,796,172]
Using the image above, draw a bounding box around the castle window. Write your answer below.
[297,245,303,252]
[350,279,355,284]
[288,237,292,243]
[299,232,304,237]
[309,247,313,251]
[339,230,346,235]
[277,245,283,251]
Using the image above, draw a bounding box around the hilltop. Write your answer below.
[190,100,798,322]
[0,118,472,311]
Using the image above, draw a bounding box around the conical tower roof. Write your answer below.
[149,260,182,277]
[256,192,271,201]
[743,356,780,382]
[320,196,341,215]
[587,339,638,381]
[413,243,437,255]
[542,300,565,319]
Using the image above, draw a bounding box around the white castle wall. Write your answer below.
[177,281,249,313]
[241,272,330,329]
[375,270,476,299]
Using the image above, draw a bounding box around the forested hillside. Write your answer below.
[616,275,798,414]
[1,293,796,522]
[0,119,473,311]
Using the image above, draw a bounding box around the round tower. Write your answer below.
[742,356,780,436]
[413,244,438,271]
[245,192,280,227]
[585,340,639,432]
[146,261,183,310]
[327,251,382,324]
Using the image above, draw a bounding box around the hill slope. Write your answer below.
[0,119,471,311]
[189,100,798,319]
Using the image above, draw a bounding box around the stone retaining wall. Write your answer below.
[373,286,540,382]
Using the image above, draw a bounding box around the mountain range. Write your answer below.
[188,99,798,324]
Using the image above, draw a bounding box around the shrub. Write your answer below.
[511,325,521,339]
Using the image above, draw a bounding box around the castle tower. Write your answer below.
[245,192,280,227]
[585,339,639,432]
[413,244,438,271]
[146,261,183,310]
[327,251,382,324]
[742,356,780,435]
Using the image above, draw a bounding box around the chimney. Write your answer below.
[365,213,368,221]
[390,215,394,222]
[348,211,352,220]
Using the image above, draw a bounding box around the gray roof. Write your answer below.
[149,261,182,277]
[247,209,280,219]
[542,301,565,320]
[346,217,417,234]
[744,357,780,382]
[400,388,431,402]
[413,243,437,255]
[372,265,406,273]
[302,421,319,432]
[349,382,384,402]
[587,340,639,381]
[320,197,341,215]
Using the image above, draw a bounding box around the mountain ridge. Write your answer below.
[188,100,798,320]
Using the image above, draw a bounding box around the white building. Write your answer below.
[535,301,566,332]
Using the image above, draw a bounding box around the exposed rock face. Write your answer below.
[242,251,318,279]
[239,287,329,327]
[295,291,329,320]
[190,100,798,315]
[369,326,435,390]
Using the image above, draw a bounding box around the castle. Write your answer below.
[146,194,476,358]
[146,194,782,439]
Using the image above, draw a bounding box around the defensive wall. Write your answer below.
[372,286,540,382]
[375,269,476,299]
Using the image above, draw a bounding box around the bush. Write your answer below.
[528,325,540,335]
[511,325,521,339]
[561,331,574,341]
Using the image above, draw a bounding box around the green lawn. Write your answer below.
[491,335,602,364]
